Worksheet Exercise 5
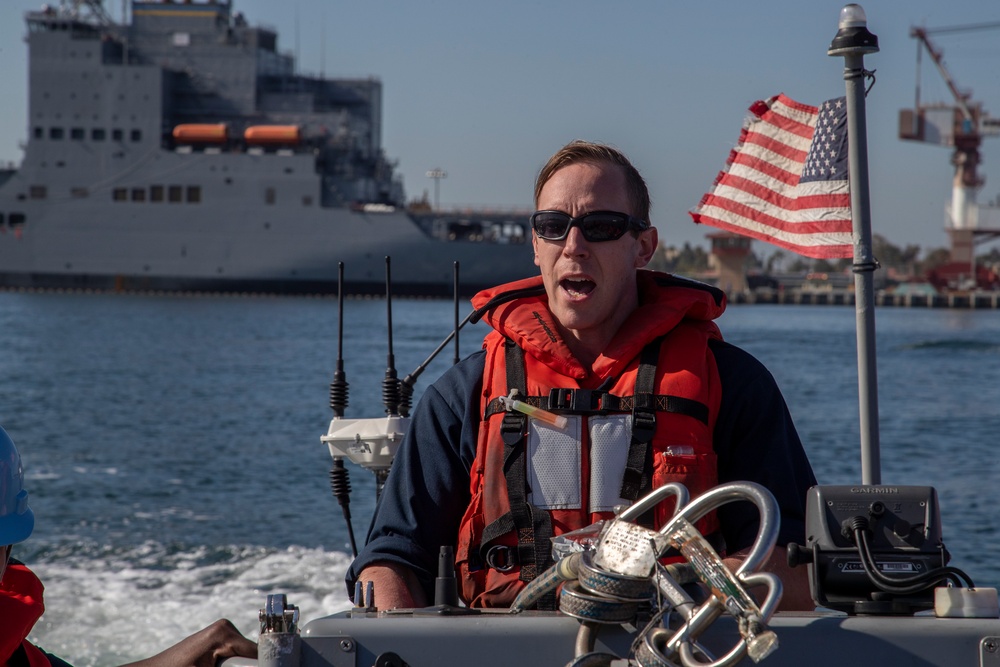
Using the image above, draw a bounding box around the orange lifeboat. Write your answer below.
[172,123,229,144]
[244,125,301,145]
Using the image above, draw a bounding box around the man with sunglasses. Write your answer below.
[348,140,816,611]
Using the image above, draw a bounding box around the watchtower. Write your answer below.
[708,232,751,295]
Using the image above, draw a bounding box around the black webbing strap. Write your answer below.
[484,392,707,424]
[619,338,662,500]
[481,340,555,601]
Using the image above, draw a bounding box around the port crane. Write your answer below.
[899,21,1000,289]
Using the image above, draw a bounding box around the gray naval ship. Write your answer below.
[0,0,536,296]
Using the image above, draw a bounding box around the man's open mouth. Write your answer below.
[561,278,596,297]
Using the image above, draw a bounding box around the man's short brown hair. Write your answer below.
[533,140,651,225]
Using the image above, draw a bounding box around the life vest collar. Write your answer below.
[471,271,727,381]
[0,561,45,663]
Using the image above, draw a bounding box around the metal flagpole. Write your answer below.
[828,5,882,485]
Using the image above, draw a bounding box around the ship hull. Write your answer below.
[0,202,535,297]
[0,153,536,297]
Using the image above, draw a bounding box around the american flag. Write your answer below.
[690,94,853,259]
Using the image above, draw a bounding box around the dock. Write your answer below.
[729,290,1000,309]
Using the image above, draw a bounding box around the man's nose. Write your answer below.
[562,225,590,256]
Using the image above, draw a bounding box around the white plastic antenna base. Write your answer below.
[322,416,409,472]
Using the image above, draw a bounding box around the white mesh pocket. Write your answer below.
[589,414,632,513]
[527,416,582,510]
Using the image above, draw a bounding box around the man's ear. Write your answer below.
[634,226,659,268]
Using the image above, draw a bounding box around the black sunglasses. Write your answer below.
[530,210,650,242]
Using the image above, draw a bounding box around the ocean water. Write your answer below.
[1,291,999,666]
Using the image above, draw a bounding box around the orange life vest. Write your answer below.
[1,562,54,667]
[456,272,726,608]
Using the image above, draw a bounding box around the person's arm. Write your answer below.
[354,561,428,610]
[119,619,256,667]
[710,340,818,611]
[345,353,484,606]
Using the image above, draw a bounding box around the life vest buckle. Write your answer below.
[547,388,597,412]
[484,544,518,572]
[501,412,526,445]
[631,393,657,443]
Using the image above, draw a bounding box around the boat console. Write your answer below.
[227,478,999,667]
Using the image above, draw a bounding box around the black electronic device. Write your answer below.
[787,485,970,615]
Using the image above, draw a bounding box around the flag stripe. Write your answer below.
[742,130,810,166]
[695,197,851,235]
[715,173,849,213]
[730,149,803,187]
[690,215,854,259]
[690,93,854,260]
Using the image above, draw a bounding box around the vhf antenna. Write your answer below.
[397,260,466,415]
[382,256,402,417]
[330,261,349,418]
[328,262,358,558]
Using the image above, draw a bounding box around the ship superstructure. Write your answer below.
[0,0,534,295]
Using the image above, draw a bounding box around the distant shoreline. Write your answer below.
[3,283,1000,309]
[729,289,1000,309]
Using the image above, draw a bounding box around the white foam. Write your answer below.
[27,544,355,667]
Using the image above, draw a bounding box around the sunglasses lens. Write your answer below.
[579,213,629,241]
[531,211,641,241]
[532,212,572,239]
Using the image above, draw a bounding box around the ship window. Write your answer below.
[112,188,127,201]
[70,127,84,140]
[71,188,88,198]
[49,127,64,140]
[9,213,25,226]
[29,186,47,200]
[265,187,276,205]
[131,188,146,202]
[33,127,43,139]
[130,129,142,142]
[112,129,123,142]
[92,128,106,141]
[168,185,183,203]
[150,185,164,202]
[186,186,201,203]
[0,214,4,225]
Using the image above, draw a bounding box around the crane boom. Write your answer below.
[909,27,974,122]
[901,20,1000,288]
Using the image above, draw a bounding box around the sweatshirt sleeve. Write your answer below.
[710,339,817,553]
[345,352,484,601]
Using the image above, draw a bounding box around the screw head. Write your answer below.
[340,639,355,652]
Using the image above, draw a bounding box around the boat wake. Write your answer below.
[24,541,354,667]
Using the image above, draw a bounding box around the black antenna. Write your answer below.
[453,262,460,366]
[401,309,476,396]
[382,257,401,416]
[330,458,357,558]
[328,262,357,558]
[329,262,349,417]
[399,263,472,413]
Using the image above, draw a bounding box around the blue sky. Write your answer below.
[1,0,999,257]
